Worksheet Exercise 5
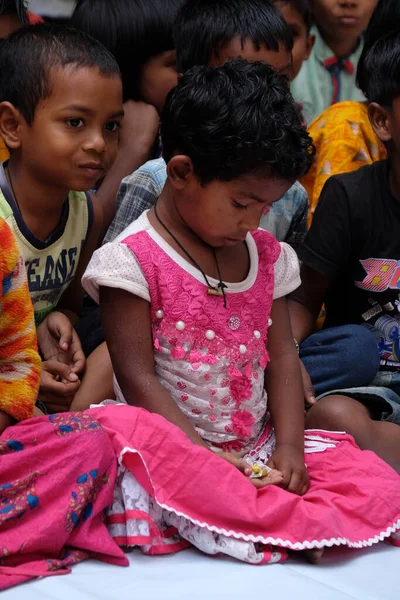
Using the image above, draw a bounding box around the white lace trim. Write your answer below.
[117,446,400,551]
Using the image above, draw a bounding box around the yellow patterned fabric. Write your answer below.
[0,218,40,420]
[302,101,387,225]
[0,137,8,164]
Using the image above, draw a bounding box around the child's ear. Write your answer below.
[0,102,24,150]
[167,155,194,189]
[305,34,316,61]
[368,102,392,142]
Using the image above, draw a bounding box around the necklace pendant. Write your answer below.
[207,287,224,297]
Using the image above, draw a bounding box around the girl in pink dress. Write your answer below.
[83,60,400,563]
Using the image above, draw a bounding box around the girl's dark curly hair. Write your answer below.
[162,58,315,185]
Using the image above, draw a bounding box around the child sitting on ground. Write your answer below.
[82,59,400,563]
[0,24,124,413]
[0,218,40,433]
[289,27,400,474]
[71,0,313,405]
[292,0,378,123]
[70,0,184,237]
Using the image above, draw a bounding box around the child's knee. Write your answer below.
[306,394,370,431]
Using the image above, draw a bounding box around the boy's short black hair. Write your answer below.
[0,23,120,125]
[174,0,293,73]
[71,0,184,101]
[0,0,27,23]
[162,58,314,184]
[273,0,313,33]
[357,29,400,107]
[362,0,400,56]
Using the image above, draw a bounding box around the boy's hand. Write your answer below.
[267,444,309,496]
[39,360,81,413]
[37,311,86,375]
[119,100,160,161]
[300,360,317,407]
[219,452,283,489]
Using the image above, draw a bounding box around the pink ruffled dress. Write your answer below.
[83,212,400,563]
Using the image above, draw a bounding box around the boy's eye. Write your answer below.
[233,200,248,210]
[104,121,120,132]
[67,118,84,128]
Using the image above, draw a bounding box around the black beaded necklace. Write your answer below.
[154,202,227,308]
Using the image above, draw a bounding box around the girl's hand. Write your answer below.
[218,452,284,488]
[267,444,309,496]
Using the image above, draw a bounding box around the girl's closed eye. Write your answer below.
[232,199,248,210]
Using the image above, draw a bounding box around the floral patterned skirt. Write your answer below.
[0,413,128,590]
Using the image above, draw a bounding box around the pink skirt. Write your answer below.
[92,405,400,564]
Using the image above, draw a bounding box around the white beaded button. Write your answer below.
[254,330,261,339]
[239,344,247,354]
[268,318,273,327]
[176,321,185,331]
[156,310,164,319]
[228,315,241,331]
[205,329,216,341]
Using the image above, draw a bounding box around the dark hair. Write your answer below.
[174,0,293,73]
[71,0,184,101]
[356,0,400,98]
[0,0,27,22]
[0,23,120,124]
[362,0,400,55]
[357,29,400,106]
[272,0,313,33]
[162,58,314,184]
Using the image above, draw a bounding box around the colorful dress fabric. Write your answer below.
[302,101,387,225]
[0,218,40,421]
[0,412,128,590]
[83,213,400,563]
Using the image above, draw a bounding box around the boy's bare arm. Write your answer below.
[288,263,331,344]
[58,194,103,318]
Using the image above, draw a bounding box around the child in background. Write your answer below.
[0,1,43,163]
[290,28,400,473]
[83,60,400,563]
[0,24,124,413]
[105,0,308,249]
[70,0,184,236]
[271,0,315,81]
[302,0,399,221]
[0,218,40,433]
[291,0,378,123]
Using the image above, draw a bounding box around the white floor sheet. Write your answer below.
[2,543,397,600]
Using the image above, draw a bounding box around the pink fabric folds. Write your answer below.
[0,413,128,590]
[93,405,400,556]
